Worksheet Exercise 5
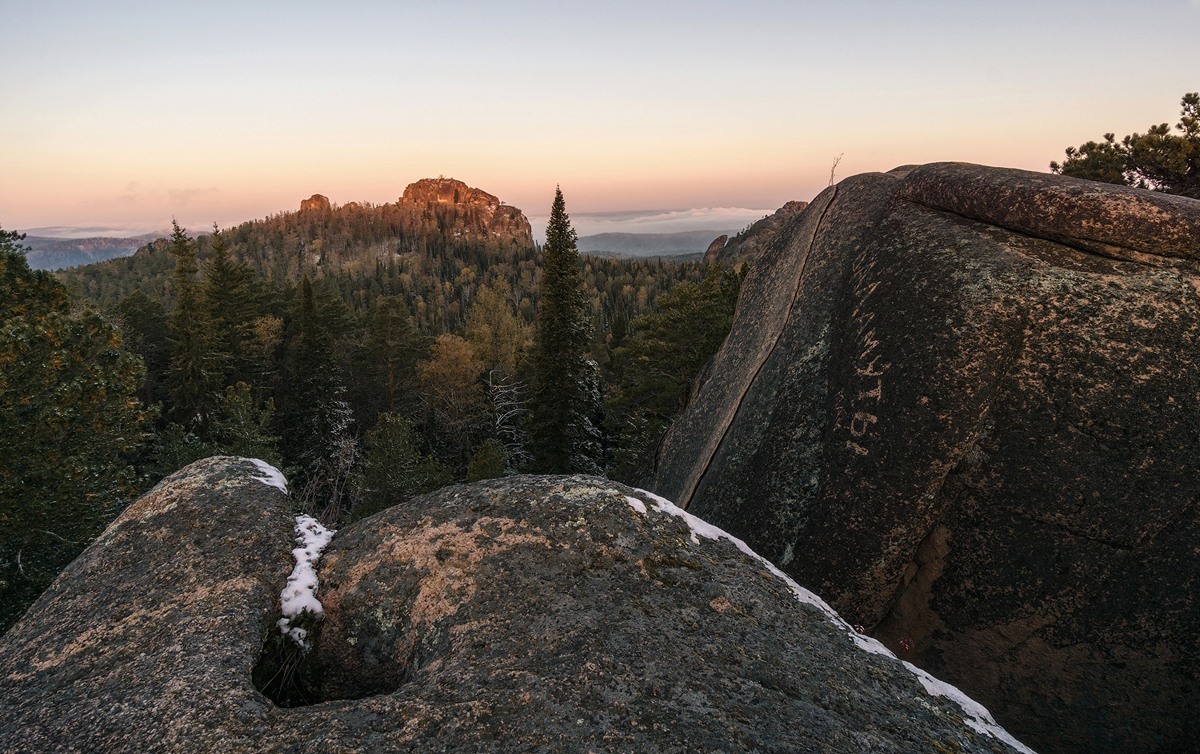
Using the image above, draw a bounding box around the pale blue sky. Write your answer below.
[1,0,1196,235]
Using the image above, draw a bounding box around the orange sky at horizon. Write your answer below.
[2,1,1196,237]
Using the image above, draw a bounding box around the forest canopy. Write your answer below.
[1,228,151,631]
[2,191,742,634]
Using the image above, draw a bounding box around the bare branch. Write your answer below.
[828,153,844,187]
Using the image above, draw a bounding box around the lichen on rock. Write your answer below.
[0,460,1029,753]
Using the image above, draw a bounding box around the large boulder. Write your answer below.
[654,162,1200,754]
[0,457,1030,753]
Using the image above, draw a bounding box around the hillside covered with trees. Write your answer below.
[3,183,742,633]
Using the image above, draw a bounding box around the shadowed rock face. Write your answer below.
[0,458,1029,753]
[705,233,729,258]
[654,162,1200,754]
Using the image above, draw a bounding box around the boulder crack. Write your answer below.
[680,186,839,510]
[1023,513,1138,552]
[899,198,1200,273]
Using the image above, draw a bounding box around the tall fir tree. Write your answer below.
[276,276,356,518]
[526,187,604,473]
[202,225,256,387]
[165,221,222,433]
[351,295,422,428]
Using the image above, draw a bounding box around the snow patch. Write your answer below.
[905,661,1038,754]
[632,488,872,642]
[277,515,335,651]
[630,488,1030,753]
[249,458,289,494]
[624,495,647,515]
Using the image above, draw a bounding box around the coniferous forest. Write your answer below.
[1,190,742,632]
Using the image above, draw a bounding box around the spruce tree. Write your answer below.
[202,225,256,386]
[165,221,222,433]
[352,295,422,428]
[527,187,604,473]
[276,276,356,517]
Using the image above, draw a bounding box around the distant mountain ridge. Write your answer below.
[30,177,534,272]
[577,229,736,258]
[119,177,539,280]
[703,200,809,267]
[22,234,161,271]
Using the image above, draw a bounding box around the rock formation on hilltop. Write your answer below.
[703,199,809,266]
[299,193,331,213]
[293,179,534,245]
[0,457,1029,754]
[655,162,1200,754]
[397,177,533,245]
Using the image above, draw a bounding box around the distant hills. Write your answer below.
[702,201,809,267]
[24,177,534,273]
[26,225,735,271]
[24,187,772,271]
[22,233,162,271]
[576,230,734,258]
[54,178,712,335]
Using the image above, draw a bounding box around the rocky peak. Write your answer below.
[400,177,489,207]
[705,234,729,257]
[398,177,533,245]
[299,194,331,213]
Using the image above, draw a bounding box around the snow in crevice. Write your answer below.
[905,661,1037,754]
[624,495,647,515]
[248,458,289,494]
[627,488,1034,754]
[277,515,335,651]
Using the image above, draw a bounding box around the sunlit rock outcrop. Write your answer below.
[397,177,533,245]
[299,193,332,213]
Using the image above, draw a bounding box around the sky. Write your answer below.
[1,0,1197,238]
